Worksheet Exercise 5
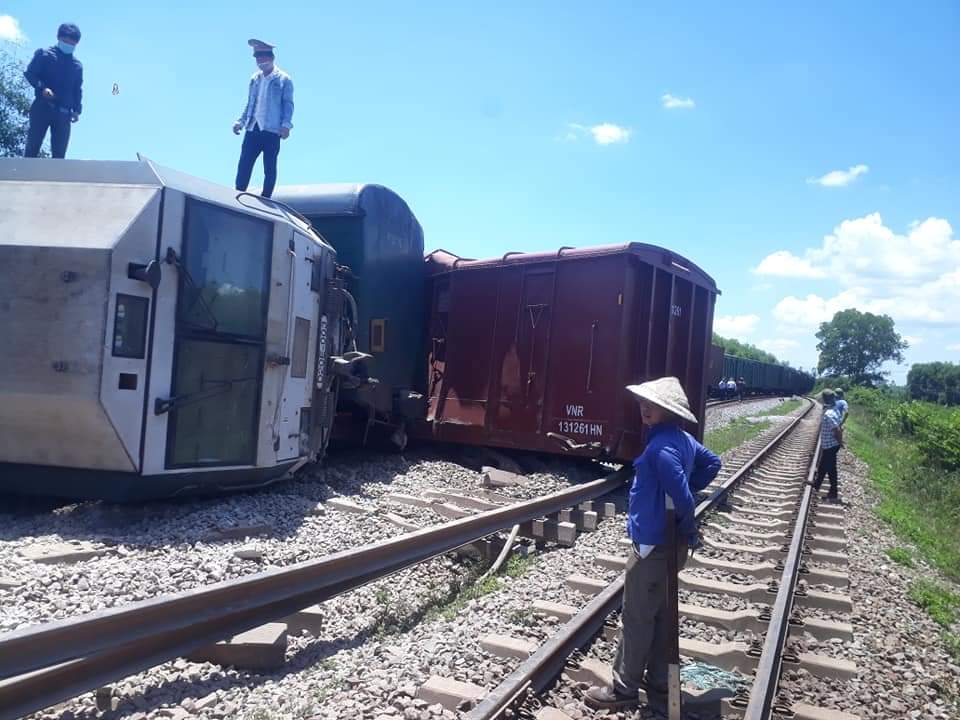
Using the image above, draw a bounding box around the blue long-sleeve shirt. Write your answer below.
[627,423,722,547]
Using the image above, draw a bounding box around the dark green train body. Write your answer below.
[708,344,814,397]
[273,184,428,440]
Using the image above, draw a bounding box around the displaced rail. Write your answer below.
[467,399,856,720]
[0,470,630,720]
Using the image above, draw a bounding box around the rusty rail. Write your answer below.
[466,399,816,720]
[0,469,630,720]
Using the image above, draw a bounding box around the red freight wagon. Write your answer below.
[416,244,719,461]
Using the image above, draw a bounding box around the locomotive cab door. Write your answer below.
[161,199,273,469]
[270,231,320,462]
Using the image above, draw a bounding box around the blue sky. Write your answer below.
[3,1,958,382]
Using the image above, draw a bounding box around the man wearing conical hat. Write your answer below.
[587,377,721,710]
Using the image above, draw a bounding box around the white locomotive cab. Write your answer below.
[0,158,340,501]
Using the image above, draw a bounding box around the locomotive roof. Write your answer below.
[0,157,322,247]
[272,183,417,219]
[425,243,719,293]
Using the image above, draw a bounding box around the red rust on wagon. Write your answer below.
[412,243,720,461]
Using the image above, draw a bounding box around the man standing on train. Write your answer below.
[23,23,83,158]
[586,377,721,710]
[233,39,294,199]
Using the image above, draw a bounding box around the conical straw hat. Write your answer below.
[625,376,697,424]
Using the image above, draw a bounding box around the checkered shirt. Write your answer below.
[820,407,841,449]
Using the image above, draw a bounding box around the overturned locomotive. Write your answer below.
[0,159,348,501]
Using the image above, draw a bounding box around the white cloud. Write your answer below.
[0,15,26,44]
[759,213,960,375]
[589,123,631,145]
[754,250,827,279]
[756,213,959,294]
[661,93,695,110]
[563,123,631,145]
[772,289,865,330]
[758,338,800,355]
[714,314,759,338]
[808,164,869,188]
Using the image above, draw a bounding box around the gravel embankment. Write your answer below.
[775,449,960,720]
[1,450,592,720]
[704,396,799,432]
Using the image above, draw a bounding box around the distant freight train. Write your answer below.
[706,344,814,398]
[2,160,724,500]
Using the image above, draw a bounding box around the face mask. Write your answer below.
[57,41,76,54]
[257,61,273,72]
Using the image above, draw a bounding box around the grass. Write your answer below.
[846,400,960,664]
[944,632,960,663]
[907,579,960,663]
[908,579,960,629]
[704,417,772,455]
[844,411,960,582]
[884,547,915,567]
[369,550,539,635]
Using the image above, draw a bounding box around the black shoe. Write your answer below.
[825,495,840,504]
[584,685,640,709]
[640,680,669,711]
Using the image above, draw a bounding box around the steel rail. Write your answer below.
[741,424,822,719]
[0,469,630,720]
[467,400,815,720]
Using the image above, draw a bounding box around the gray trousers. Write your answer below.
[613,541,689,693]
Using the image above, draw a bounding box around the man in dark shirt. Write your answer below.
[23,23,83,159]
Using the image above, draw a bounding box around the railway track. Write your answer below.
[459,399,858,720]
[0,401,844,720]
[0,466,630,720]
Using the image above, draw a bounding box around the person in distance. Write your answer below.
[834,388,849,425]
[809,389,843,503]
[586,377,721,710]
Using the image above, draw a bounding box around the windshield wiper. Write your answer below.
[165,247,219,331]
[154,376,257,415]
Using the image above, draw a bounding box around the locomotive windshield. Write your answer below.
[166,199,274,467]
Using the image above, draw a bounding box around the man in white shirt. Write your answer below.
[233,39,294,198]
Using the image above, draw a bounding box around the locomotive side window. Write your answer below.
[112,294,149,358]
[291,317,310,378]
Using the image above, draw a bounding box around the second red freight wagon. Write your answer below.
[414,243,719,461]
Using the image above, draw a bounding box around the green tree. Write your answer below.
[712,333,781,365]
[0,48,33,157]
[908,362,960,406]
[815,309,908,386]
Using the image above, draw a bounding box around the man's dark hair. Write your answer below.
[254,50,275,60]
[57,23,81,41]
